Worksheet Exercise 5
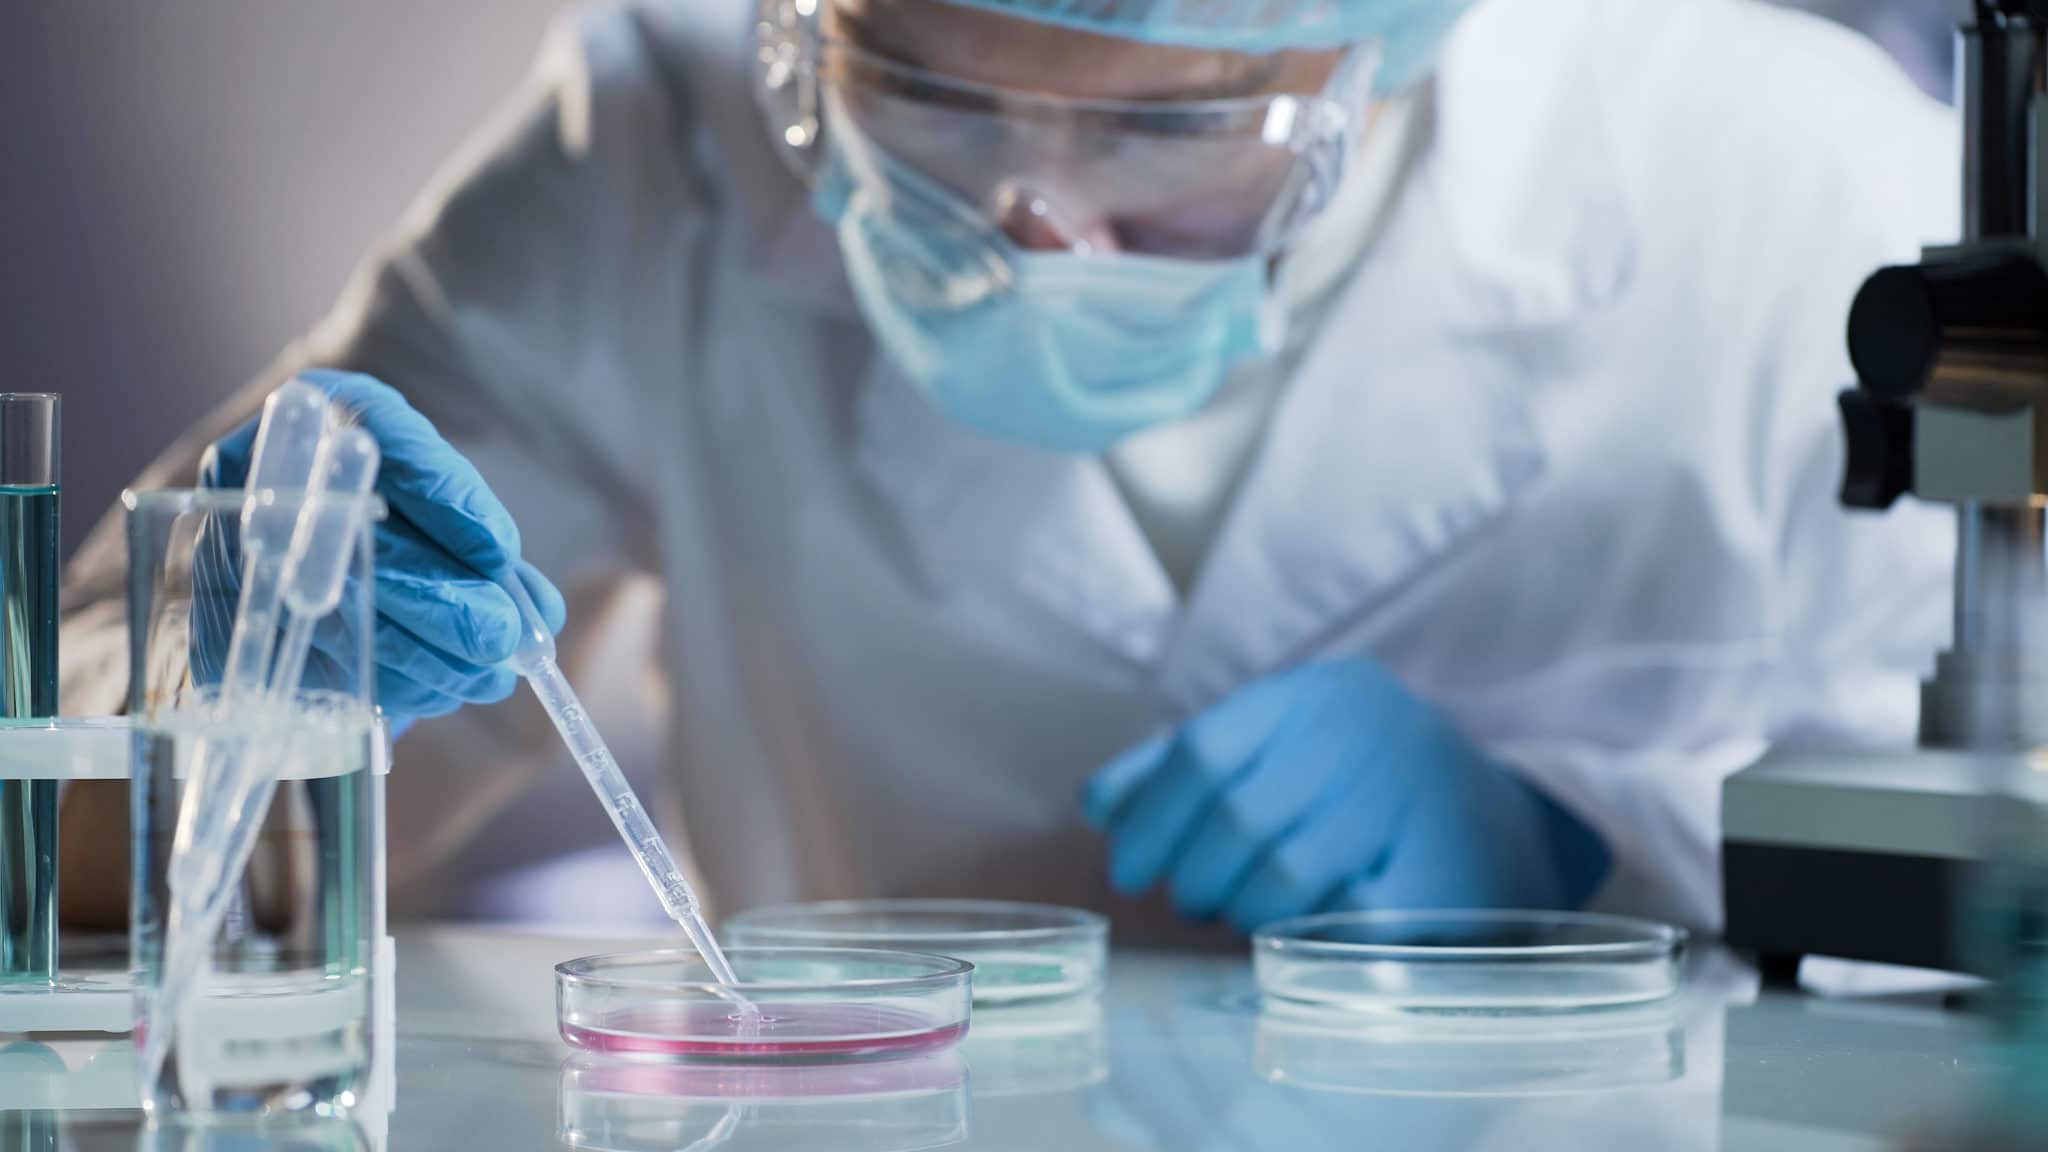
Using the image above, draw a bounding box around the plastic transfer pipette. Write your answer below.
[144,381,328,1094]
[184,424,381,933]
[145,423,382,1100]
[499,575,744,990]
[161,382,327,920]
[211,382,329,707]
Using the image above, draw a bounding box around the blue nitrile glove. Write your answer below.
[1083,659,1610,933]
[201,371,567,722]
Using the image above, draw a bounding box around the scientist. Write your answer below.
[63,0,1956,935]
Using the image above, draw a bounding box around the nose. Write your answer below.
[994,183,1118,255]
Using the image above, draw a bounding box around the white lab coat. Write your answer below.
[62,0,1959,936]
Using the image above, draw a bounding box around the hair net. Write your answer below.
[931,0,1477,87]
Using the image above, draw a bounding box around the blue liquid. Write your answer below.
[0,485,58,984]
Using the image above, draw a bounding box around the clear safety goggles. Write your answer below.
[756,0,1380,261]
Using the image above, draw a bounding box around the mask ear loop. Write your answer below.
[822,87,1022,310]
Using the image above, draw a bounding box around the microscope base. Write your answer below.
[1720,748,2021,976]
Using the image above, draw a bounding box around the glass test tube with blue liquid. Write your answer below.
[0,395,57,984]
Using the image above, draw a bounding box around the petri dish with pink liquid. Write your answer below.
[556,948,973,1065]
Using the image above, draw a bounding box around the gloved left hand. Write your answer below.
[201,370,566,722]
[1083,659,1610,933]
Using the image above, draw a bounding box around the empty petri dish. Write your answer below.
[556,948,973,1064]
[1253,910,1687,1014]
[1255,996,1688,1096]
[724,900,1106,1005]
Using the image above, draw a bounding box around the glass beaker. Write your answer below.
[125,487,386,1120]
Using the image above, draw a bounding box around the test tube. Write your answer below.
[0,395,58,984]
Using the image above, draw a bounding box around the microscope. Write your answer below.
[1722,0,2048,977]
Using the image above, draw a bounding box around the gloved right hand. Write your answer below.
[201,370,567,722]
[1082,659,1610,933]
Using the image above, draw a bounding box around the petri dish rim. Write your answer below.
[726,899,1107,946]
[1253,910,1688,964]
[555,946,975,995]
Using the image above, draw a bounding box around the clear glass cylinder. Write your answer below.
[0,393,59,987]
[125,488,385,1120]
[0,719,139,1038]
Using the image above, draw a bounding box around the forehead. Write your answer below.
[828,0,1344,101]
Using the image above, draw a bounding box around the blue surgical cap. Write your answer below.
[933,0,1477,88]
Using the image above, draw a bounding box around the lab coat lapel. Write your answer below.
[1158,219,1550,711]
[852,356,1179,671]
[1160,0,1639,712]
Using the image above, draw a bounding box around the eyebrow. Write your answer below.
[843,20,1288,105]
[1116,58,1290,103]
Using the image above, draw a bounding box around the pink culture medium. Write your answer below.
[560,1001,969,1063]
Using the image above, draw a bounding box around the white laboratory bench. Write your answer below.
[7,926,2006,1150]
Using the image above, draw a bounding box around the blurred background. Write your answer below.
[0,0,1955,561]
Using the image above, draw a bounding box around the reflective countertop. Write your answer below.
[3,927,2004,1150]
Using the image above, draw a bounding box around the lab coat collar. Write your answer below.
[1154,184,1552,712]
[1423,0,1639,331]
[1154,0,1640,710]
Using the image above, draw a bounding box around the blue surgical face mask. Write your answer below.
[814,122,1282,455]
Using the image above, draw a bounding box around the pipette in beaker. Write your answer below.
[179,424,382,936]
[145,381,329,1096]
[145,423,382,1100]
[499,574,745,991]
[161,382,328,923]
[210,381,329,708]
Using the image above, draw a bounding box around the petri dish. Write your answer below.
[1255,995,1688,1097]
[556,948,973,1064]
[724,900,1107,1005]
[1253,910,1687,1014]
[559,1052,969,1152]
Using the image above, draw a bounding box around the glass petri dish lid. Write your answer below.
[559,1052,970,1152]
[1255,995,1688,1096]
[724,900,1107,1005]
[556,948,973,1065]
[1253,910,1687,1014]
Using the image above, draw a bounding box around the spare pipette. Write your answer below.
[162,382,328,924]
[146,381,329,1098]
[181,424,382,936]
[262,426,381,714]
[211,380,330,700]
[145,423,382,1102]
[499,575,744,990]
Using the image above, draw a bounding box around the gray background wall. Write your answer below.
[0,0,1951,558]
[1,0,565,555]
